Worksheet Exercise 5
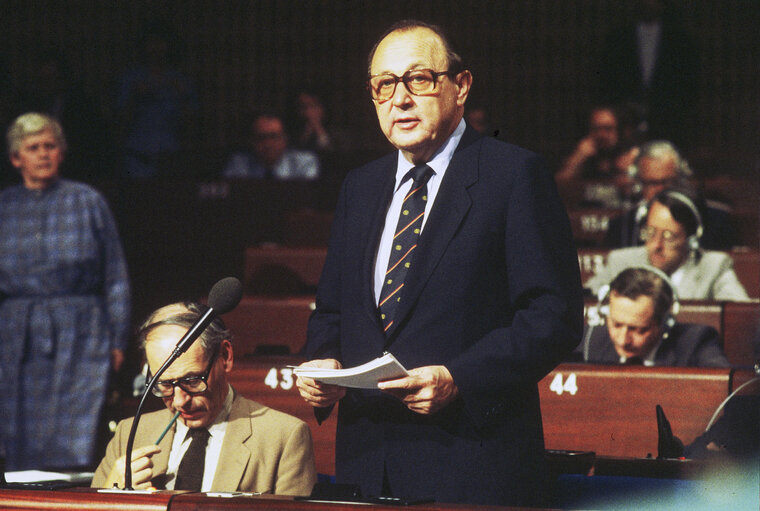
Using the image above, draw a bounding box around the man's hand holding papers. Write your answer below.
[295,358,347,408]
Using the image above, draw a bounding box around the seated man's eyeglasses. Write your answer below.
[640,226,685,247]
[368,69,456,102]
[146,345,220,397]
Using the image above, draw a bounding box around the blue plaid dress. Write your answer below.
[0,179,130,470]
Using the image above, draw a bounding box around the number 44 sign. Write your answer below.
[549,373,578,396]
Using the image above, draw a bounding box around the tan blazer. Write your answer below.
[91,392,317,496]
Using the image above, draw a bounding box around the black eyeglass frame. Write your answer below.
[146,344,221,398]
[367,68,457,102]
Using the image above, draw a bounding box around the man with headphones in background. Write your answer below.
[604,140,738,250]
[577,267,729,367]
[586,187,750,301]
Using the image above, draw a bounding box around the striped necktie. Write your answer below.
[378,164,433,333]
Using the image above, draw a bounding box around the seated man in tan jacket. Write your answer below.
[92,302,316,495]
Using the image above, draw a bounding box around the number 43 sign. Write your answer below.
[549,373,578,396]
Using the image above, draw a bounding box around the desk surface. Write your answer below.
[0,487,540,511]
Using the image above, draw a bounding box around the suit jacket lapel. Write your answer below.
[383,127,481,342]
[361,162,398,329]
[211,393,252,491]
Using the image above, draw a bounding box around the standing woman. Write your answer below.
[0,113,131,470]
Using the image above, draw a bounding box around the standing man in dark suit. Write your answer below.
[295,20,583,507]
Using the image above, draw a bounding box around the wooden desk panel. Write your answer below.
[0,488,522,510]
[0,487,174,510]
[229,357,336,476]
[539,364,731,458]
[722,301,760,366]
[244,246,327,294]
[222,297,314,355]
[568,209,620,247]
[730,247,760,298]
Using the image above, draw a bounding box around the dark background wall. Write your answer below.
[1,0,757,331]
[3,0,758,174]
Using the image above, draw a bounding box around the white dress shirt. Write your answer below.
[165,385,234,491]
[373,119,467,304]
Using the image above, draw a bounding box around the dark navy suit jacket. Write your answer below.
[304,126,584,506]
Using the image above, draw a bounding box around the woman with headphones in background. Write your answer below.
[585,187,750,301]
[576,266,730,367]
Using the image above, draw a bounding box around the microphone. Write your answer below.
[171,276,243,356]
[122,277,243,490]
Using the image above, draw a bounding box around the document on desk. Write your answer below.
[293,352,408,389]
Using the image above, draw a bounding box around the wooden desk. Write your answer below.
[244,246,326,294]
[539,364,731,458]
[222,296,314,355]
[567,209,620,247]
[229,357,336,476]
[729,247,760,299]
[0,487,174,510]
[0,488,520,510]
[723,301,760,367]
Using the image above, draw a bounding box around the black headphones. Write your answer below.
[659,189,704,253]
[595,265,680,339]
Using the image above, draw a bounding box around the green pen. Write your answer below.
[155,411,181,445]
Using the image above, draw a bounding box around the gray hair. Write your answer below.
[137,302,232,359]
[635,140,693,179]
[6,112,67,156]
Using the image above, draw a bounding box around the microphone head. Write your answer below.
[207,277,243,314]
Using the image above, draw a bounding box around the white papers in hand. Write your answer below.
[293,352,408,389]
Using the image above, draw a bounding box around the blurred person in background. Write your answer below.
[0,113,130,470]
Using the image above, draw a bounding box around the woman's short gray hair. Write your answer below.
[6,112,67,156]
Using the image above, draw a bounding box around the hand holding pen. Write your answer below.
[103,411,180,489]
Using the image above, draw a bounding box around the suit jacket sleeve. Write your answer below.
[90,413,172,488]
[272,420,318,496]
[685,324,730,368]
[444,150,584,424]
[91,421,123,487]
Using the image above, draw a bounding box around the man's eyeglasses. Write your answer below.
[640,225,685,247]
[368,69,456,102]
[146,346,220,398]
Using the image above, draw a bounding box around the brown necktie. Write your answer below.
[378,164,433,333]
[174,428,210,491]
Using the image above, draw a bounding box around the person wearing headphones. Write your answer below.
[586,187,750,301]
[577,267,729,367]
[604,140,738,249]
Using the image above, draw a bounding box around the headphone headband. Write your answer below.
[597,265,680,323]
[659,190,704,244]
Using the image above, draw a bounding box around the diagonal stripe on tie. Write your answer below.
[378,164,433,334]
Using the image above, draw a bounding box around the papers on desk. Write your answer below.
[293,352,408,389]
[5,470,93,484]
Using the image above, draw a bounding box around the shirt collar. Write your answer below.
[619,339,662,366]
[393,118,466,191]
[175,384,235,441]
